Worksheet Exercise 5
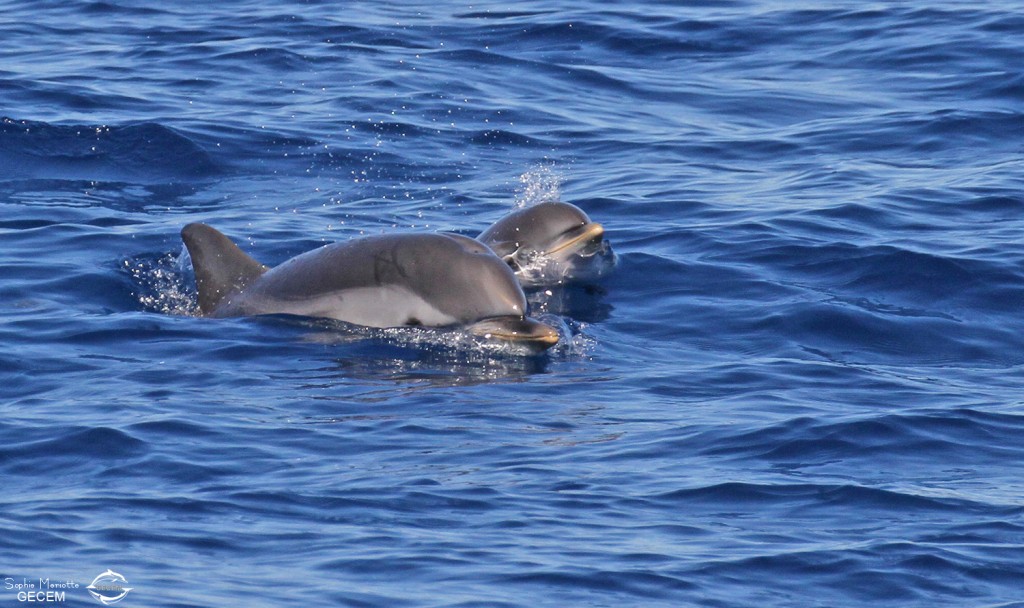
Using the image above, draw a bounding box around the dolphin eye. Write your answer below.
[560,222,586,237]
[405,317,422,326]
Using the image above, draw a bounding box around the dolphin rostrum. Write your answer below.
[180,223,560,350]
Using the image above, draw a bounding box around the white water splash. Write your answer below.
[306,320,561,358]
[536,313,596,359]
[509,249,568,288]
[300,313,595,360]
[514,164,563,209]
[123,248,198,316]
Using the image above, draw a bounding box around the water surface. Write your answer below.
[3,1,1024,606]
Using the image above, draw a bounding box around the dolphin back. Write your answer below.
[181,223,268,314]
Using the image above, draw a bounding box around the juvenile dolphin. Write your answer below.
[478,201,616,288]
[180,223,560,350]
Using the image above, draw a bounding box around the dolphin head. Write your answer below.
[466,315,561,352]
[386,233,562,350]
[478,201,616,287]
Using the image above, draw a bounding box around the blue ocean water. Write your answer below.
[3,1,1024,606]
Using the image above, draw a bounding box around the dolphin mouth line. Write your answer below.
[469,316,561,348]
[547,222,605,256]
[486,328,560,346]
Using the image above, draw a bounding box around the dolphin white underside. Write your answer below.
[220,285,462,328]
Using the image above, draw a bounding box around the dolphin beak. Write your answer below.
[547,222,605,256]
[468,316,561,351]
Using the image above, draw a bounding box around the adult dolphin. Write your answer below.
[478,201,616,288]
[180,223,560,350]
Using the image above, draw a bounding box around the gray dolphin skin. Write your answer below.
[478,201,616,287]
[180,223,560,350]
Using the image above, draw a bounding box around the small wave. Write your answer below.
[79,1,165,16]
[0,117,218,183]
[528,284,614,324]
[705,410,1024,467]
[655,481,1001,514]
[745,241,990,306]
[758,301,992,364]
[468,129,543,147]
[499,569,695,600]
[211,47,313,71]
[0,426,145,468]
[455,10,558,20]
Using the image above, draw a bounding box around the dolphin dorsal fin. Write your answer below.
[180,223,268,314]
